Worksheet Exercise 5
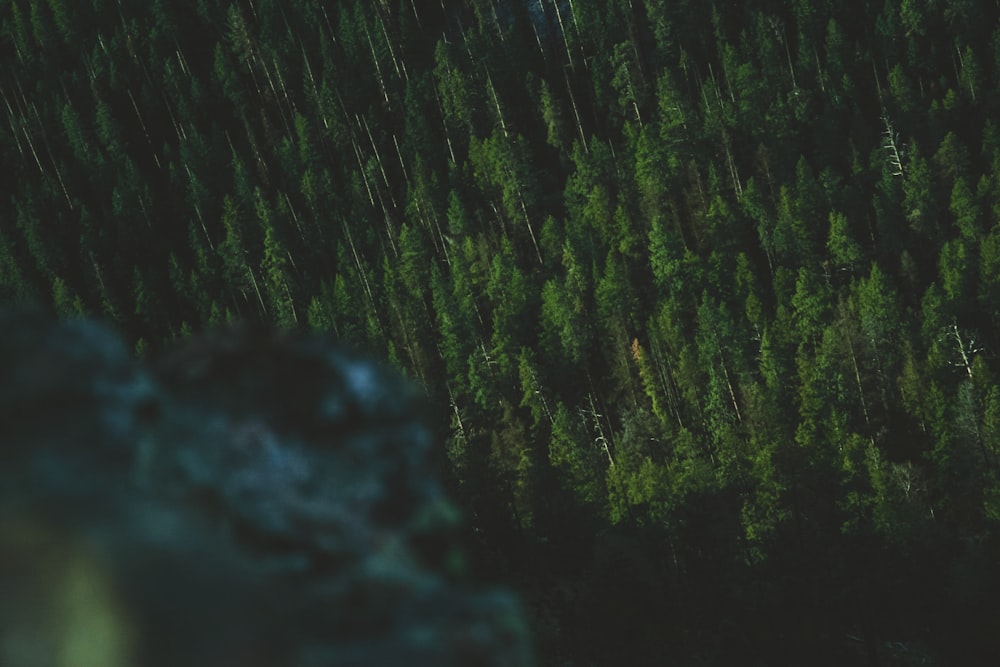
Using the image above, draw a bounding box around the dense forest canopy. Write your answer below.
[3,0,1000,663]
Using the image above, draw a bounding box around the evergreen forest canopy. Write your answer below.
[3,0,1000,663]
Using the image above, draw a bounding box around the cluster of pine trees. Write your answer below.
[4,0,1000,663]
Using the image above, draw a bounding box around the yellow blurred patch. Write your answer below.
[1,518,133,667]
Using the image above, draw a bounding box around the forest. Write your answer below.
[3,0,1000,664]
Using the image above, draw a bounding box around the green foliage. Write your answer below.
[827,211,864,276]
[4,1,1000,662]
[549,402,604,509]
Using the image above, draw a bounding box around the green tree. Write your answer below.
[827,211,864,278]
[433,40,478,137]
[549,402,605,509]
[939,237,975,315]
[486,238,536,376]
[28,0,55,49]
[902,144,941,242]
[51,275,84,316]
[979,225,1000,330]
[791,267,833,346]
[261,220,296,328]
[855,262,903,407]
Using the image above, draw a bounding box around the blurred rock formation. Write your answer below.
[0,308,532,667]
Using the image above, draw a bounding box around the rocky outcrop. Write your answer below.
[0,309,532,667]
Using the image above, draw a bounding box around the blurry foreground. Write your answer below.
[0,308,532,666]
